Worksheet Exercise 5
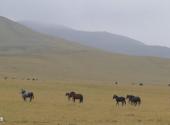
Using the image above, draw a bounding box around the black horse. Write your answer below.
[72,93,83,103]
[21,89,34,102]
[113,94,126,106]
[126,95,141,106]
[65,91,76,101]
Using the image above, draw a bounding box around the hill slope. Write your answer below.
[20,22,170,58]
[0,17,170,83]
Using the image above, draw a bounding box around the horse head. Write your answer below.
[65,93,70,96]
[126,95,130,99]
[113,94,117,99]
[21,89,26,94]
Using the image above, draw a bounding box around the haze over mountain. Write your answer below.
[0,16,170,83]
[20,21,170,58]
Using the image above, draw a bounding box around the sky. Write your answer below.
[0,0,170,47]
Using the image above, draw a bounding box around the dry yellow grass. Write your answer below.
[0,80,170,125]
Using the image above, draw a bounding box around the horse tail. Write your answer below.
[80,96,83,103]
[138,98,141,105]
[32,93,34,99]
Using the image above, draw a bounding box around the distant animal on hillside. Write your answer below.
[114,81,118,85]
[65,91,76,101]
[4,76,8,80]
[139,83,143,86]
[21,89,34,102]
[126,95,141,106]
[113,94,126,106]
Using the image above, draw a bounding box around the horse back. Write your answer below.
[74,94,83,98]
[116,96,125,101]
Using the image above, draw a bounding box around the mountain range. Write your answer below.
[20,21,170,58]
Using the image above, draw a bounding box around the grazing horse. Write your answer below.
[113,94,126,106]
[71,93,83,103]
[65,91,76,101]
[21,89,34,102]
[126,95,141,106]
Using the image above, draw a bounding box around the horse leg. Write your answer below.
[116,101,119,106]
[128,100,130,104]
[130,101,132,105]
[122,102,124,106]
[32,93,34,99]
[73,98,75,103]
[122,101,125,106]
[30,97,32,102]
[80,96,83,103]
[137,101,140,106]
[131,101,134,106]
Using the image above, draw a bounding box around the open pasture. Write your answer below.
[0,80,170,125]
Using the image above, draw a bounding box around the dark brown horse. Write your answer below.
[113,94,126,106]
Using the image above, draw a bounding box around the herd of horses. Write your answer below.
[113,94,141,106]
[65,91,141,106]
[20,89,141,106]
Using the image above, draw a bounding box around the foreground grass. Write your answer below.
[0,80,169,125]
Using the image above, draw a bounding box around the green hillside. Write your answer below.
[0,16,170,84]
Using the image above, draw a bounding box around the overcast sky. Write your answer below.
[0,0,170,47]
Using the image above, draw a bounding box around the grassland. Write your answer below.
[1,16,170,125]
[0,80,170,125]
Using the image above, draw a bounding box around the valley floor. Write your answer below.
[0,80,169,125]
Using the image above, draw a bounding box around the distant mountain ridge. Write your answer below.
[0,17,91,56]
[20,21,170,58]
